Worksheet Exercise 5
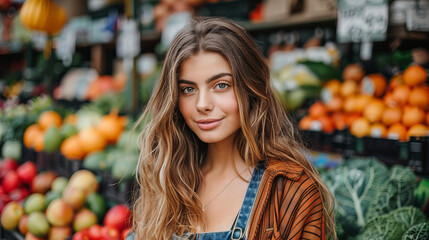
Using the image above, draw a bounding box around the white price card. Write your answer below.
[407,7,429,32]
[117,19,140,59]
[337,0,388,43]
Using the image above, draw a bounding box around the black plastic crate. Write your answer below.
[408,136,429,174]
[36,151,57,172]
[300,130,325,151]
[0,228,24,240]
[355,137,409,167]
[56,154,84,178]
[20,146,37,164]
[199,0,259,21]
[100,171,137,206]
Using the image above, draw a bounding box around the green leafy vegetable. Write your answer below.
[402,222,429,240]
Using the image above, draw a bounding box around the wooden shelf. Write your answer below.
[237,12,338,32]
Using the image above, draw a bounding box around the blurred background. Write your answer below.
[1,0,429,239]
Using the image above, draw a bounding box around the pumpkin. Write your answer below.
[60,135,85,160]
[19,0,67,35]
[78,127,107,154]
[38,111,62,131]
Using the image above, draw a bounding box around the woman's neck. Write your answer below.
[203,141,246,175]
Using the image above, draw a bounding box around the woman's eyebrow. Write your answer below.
[178,72,232,85]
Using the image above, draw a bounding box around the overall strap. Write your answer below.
[231,163,265,240]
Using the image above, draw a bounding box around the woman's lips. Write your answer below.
[196,119,222,130]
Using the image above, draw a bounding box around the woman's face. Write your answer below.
[178,52,241,144]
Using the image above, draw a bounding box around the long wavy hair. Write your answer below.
[132,17,336,239]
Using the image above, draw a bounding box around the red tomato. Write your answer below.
[103,205,131,232]
[88,224,103,240]
[101,226,120,240]
[72,229,90,240]
[9,188,29,202]
[0,158,18,181]
[17,161,37,184]
[2,171,21,192]
[121,227,132,240]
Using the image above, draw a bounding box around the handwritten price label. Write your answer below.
[407,7,429,32]
[337,0,388,43]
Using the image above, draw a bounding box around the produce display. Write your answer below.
[299,64,429,141]
[321,157,429,239]
[0,159,132,240]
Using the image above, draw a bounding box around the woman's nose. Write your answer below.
[196,92,213,112]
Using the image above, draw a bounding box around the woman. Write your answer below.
[131,17,336,240]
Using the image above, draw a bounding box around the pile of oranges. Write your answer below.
[299,64,429,141]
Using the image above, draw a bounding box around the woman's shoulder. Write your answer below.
[264,159,305,181]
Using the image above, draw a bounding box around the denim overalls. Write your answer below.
[127,164,265,240]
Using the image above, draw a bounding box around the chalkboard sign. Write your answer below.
[337,0,388,43]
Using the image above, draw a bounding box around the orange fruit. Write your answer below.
[408,86,429,110]
[325,95,343,112]
[343,96,358,113]
[387,73,403,92]
[78,127,107,154]
[354,95,373,113]
[344,113,361,128]
[64,114,77,125]
[308,101,327,118]
[350,117,370,138]
[370,123,387,138]
[407,124,428,139]
[33,131,45,152]
[402,106,425,127]
[323,79,341,96]
[38,111,62,131]
[426,112,429,126]
[340,80,358,97]
[383,92,398,108]
[332,112,347,130]
[23,124,43,148]
[392,85,411,106]
[342,63,365,82]
[60,135,85,160]
[317,115,335,133]
[364,99,385,123]
[387,123,407,141]
[382,107,402,126]
[361,74,387,97]
[298,116,313,130]
[403,65,427,86]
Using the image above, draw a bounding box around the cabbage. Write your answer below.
[402,222,429,240]
[366,166,417,221]
[359,215,404,240]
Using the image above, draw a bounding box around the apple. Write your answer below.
[48,226,72,240]
[68,170,99,196]
[2,170,21,192]
[27,212,50,238]
[19,214,29,235]
[62,186,86,210]
[31,171,57,194]
[72,229,91,240]
[73,208,98,232]
[9,188,29,202]
[101,225,121,240]
[88,224,103,240]
[46,199,74,227]
[104,204,131,232]
[17,161,37,184]
[0,201,24,230]
[24,193,46,214]
[51,176,68,194]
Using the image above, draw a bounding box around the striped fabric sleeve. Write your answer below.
[267,174,324,240]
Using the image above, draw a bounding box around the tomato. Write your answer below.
[0,158,18,181]
[103,205,131,232]
[9,188,29,202]
[72,229,90,240]
[121,227,132,240]
[17,161,37,184]
[100,226,120,240]
[2,171,21,192]
[88,224,103,240]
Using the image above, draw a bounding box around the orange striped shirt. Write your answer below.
[247,160,325,240]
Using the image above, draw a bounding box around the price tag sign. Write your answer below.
[337,0,388,43]
[407,7,429,32]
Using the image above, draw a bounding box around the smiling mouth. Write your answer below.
[196,119,222,130]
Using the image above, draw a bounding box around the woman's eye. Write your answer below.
[215,83,229,90]
[182,87,195,93]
